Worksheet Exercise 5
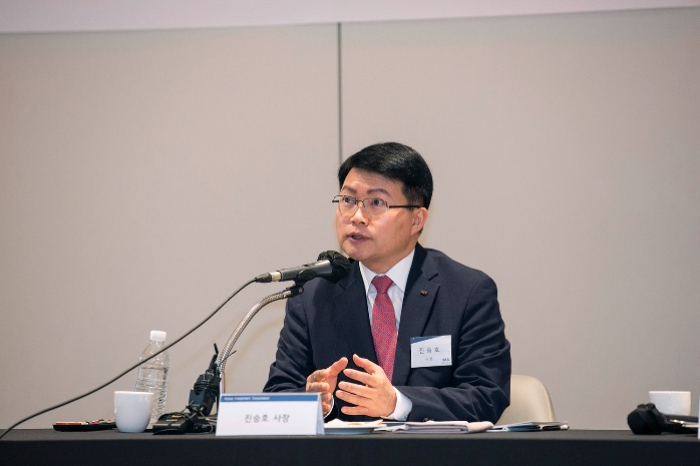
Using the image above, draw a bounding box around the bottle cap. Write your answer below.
[150,330,167,342]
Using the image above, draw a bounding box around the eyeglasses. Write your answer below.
[332,195,421,217]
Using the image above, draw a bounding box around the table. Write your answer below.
[1,429,698,466]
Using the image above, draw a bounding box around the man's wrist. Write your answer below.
[383,387,412,421]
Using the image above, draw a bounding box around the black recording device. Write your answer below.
[187,345,221,416]
[627,403,698,435]
[152,412,192,435]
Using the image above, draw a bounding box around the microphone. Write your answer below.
[254,250,352,284]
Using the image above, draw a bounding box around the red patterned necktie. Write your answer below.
[371,275,397,381]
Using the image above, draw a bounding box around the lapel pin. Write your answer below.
[420,290,428,296]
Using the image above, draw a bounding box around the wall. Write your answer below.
[341,8,700,429]
[3,0,699,32]
[0,24,340,428]
[1,7,699,430]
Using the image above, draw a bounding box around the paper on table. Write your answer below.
[488,421,569,432]
[375,420,494,434]
[325,419,384,428]
[324,419,384,435]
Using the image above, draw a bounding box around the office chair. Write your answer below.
[496,374,557,425]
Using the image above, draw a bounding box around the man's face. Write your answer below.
[335,168,427,274]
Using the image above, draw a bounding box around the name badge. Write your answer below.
[410,335,452,368]
[216,393,324,436]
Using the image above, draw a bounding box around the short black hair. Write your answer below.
[338,142,433,209]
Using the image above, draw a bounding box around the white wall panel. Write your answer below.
[0,24,339,429]
[341,8,700,429]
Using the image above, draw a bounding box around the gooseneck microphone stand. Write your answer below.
[184,283,304,423]
[217,284,304,393]
[179,251,350,433]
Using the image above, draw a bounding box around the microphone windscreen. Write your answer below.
[317,250,352,283]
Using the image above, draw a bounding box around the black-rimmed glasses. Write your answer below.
[332,195,420,217]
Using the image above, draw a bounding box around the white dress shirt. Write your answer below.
[358,249,415,421]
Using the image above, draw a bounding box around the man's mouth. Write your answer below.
[347,232,368,241]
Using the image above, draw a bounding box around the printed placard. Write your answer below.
[216,393,324,436]
[410,335,452,368]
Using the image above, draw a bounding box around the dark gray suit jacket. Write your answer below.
[263,244,511,422]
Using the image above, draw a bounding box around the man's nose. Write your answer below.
[350,203,368,224]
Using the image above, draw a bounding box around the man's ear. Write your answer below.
[411,207,429,234]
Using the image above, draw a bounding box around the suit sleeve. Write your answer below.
[396,274,511,423]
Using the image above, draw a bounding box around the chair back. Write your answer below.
[497,374,556,425]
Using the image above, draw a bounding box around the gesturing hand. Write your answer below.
[306,357,348,416]
[335,354,397,418]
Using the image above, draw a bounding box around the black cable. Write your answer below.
[0,278,256,441]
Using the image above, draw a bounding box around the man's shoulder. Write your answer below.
[419,246,494,284]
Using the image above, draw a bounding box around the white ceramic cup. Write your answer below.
[114,391,154,433]
[648,391,691,416]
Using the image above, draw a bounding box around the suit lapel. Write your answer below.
[393,245,439,385]
[333,264,377,363]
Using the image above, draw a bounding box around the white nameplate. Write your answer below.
[410,335,452,368]
[216,393,324,436]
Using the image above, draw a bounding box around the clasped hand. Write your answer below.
[305,354,397,418]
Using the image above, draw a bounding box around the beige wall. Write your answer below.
[342,8,700,429]
[0,24,340,429]
[1,8,699,430]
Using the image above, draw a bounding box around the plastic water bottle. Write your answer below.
[134,330,170,426]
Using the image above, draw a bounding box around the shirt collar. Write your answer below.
[359,248,415,294]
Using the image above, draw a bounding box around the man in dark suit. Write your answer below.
[264,142,510,422]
